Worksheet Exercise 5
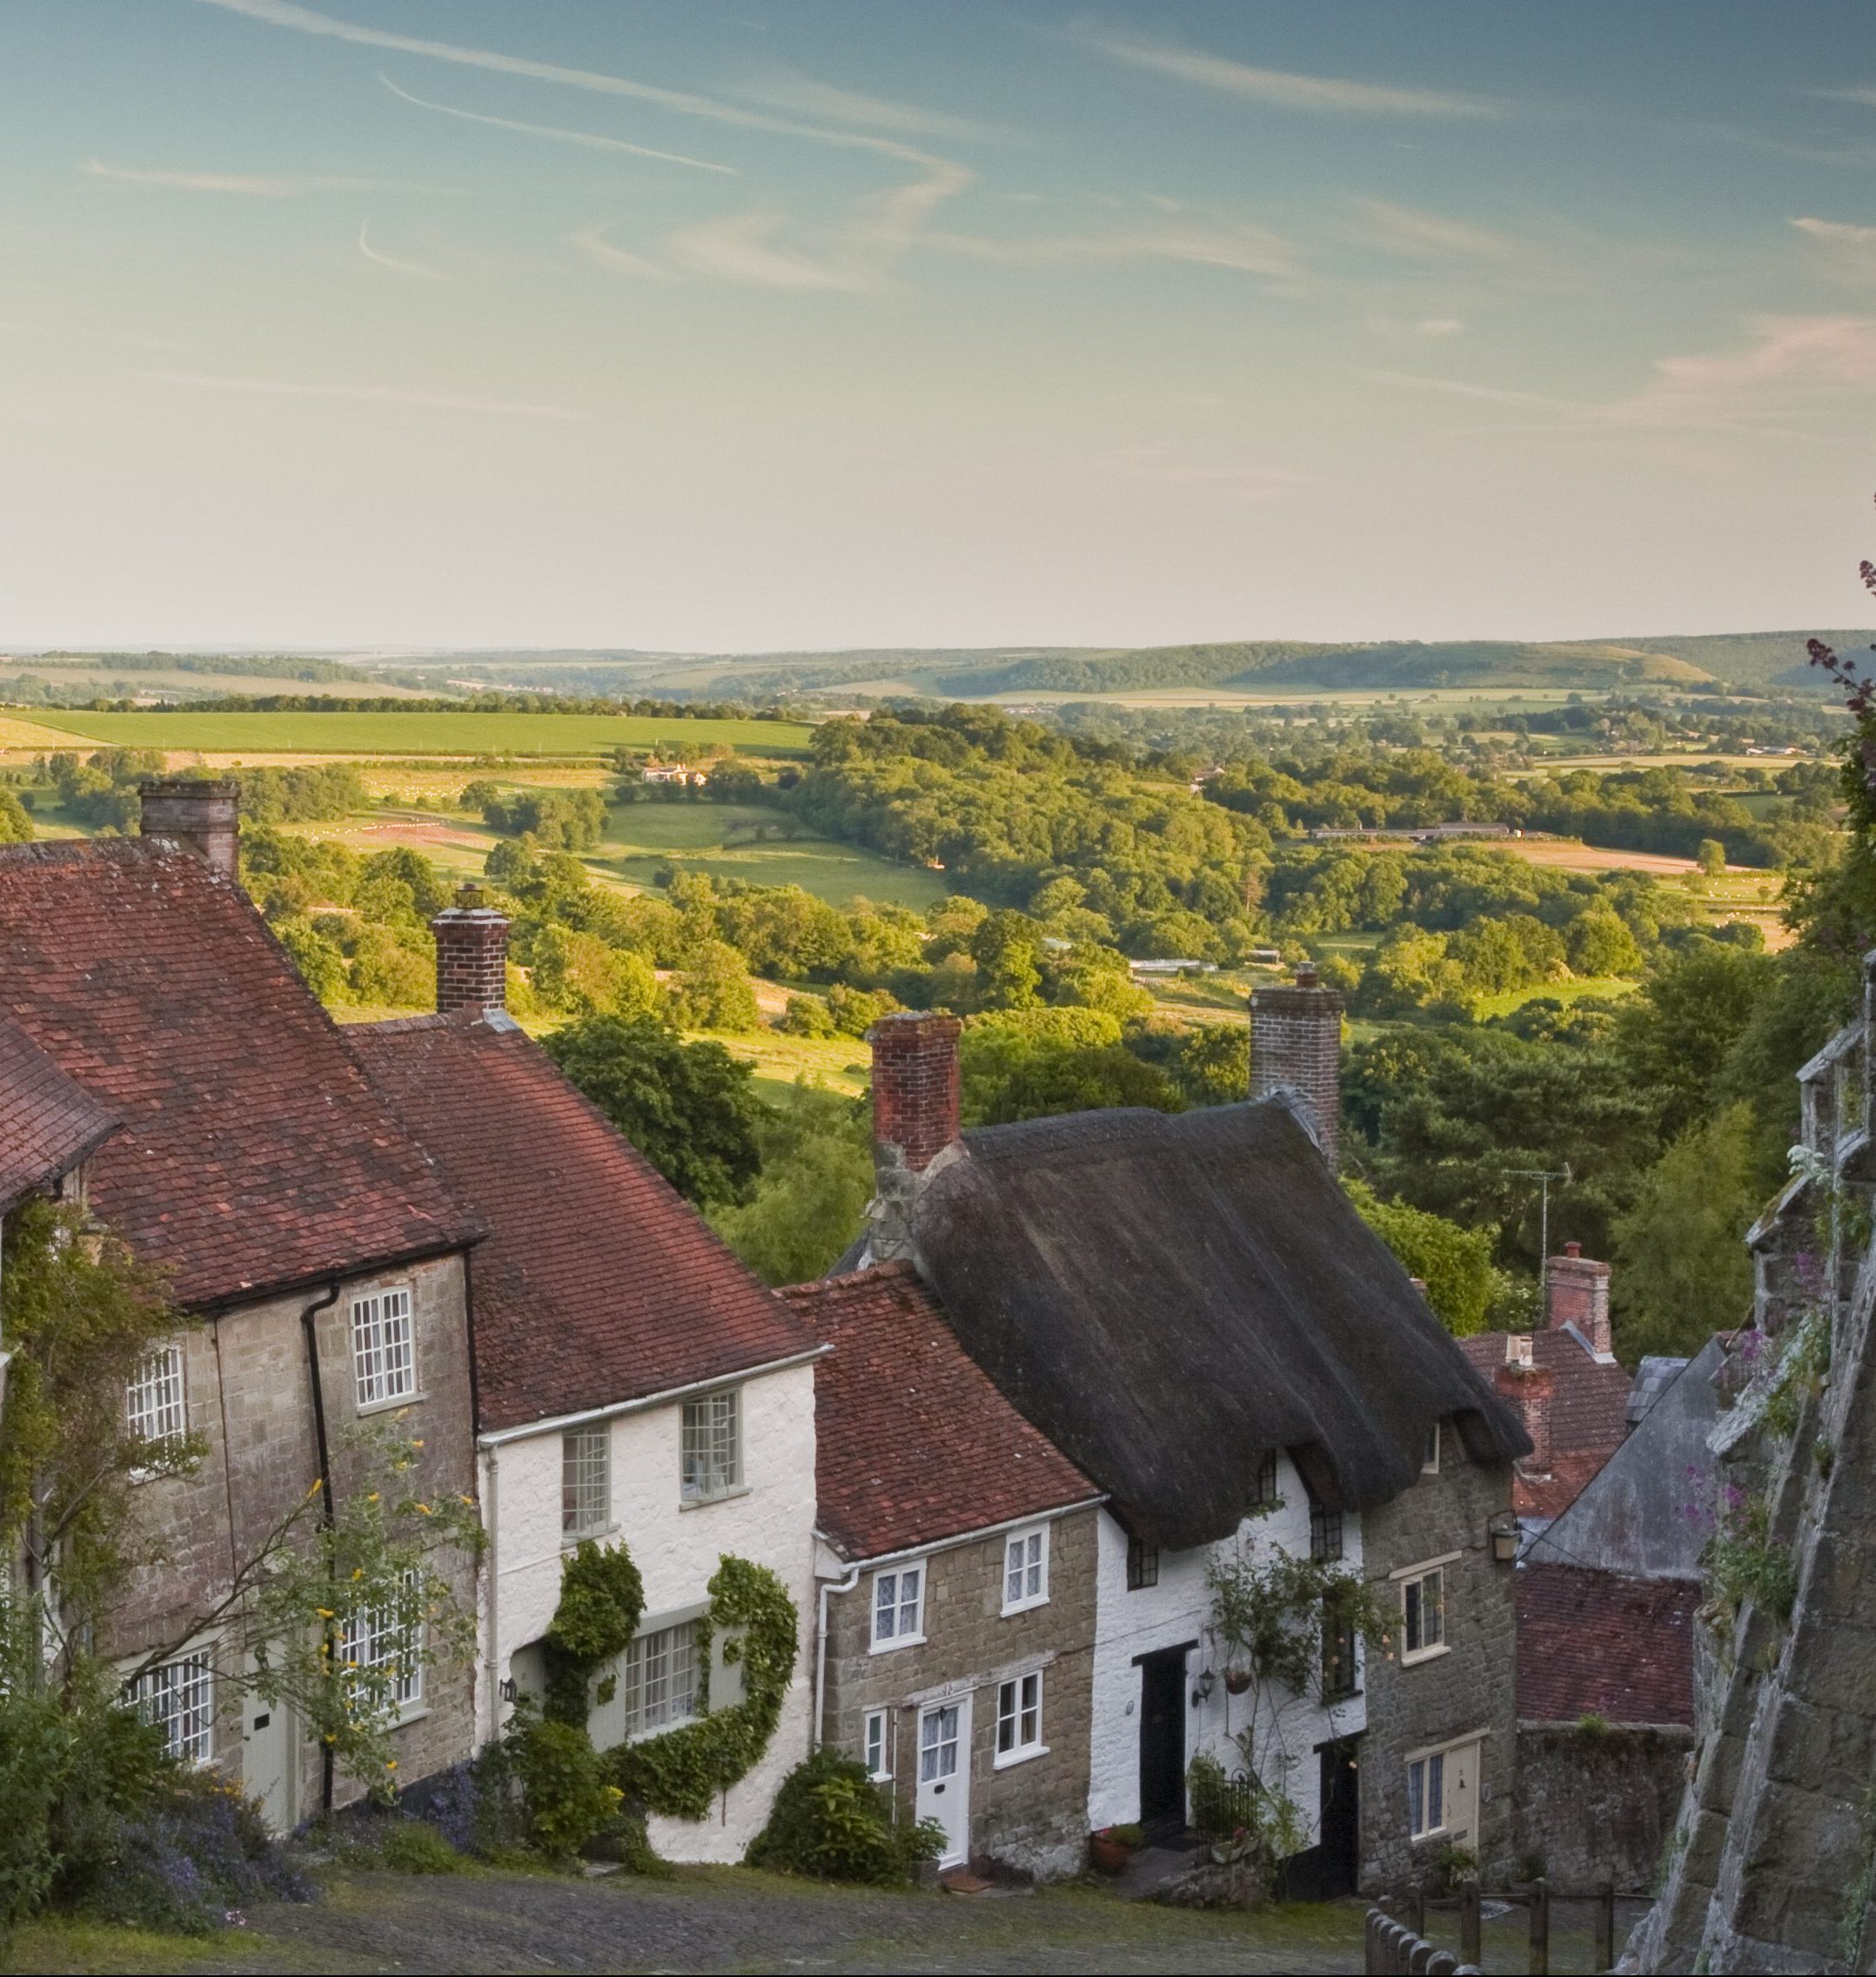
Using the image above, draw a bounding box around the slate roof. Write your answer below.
[1517,1564,1697,1726]
[906,1098,1529,1552]
[781,1263,1101,1562]
[0,1011,119,1212]
[1459,1324,1635,1520]
[349,1009,813,1433]
[0,841,477,1306]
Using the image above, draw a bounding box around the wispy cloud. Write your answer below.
[1079,29,1504,119]
[376,75,735,175]
[82,158,447,196]
[935,215,1302,281]
[1792,215,1876,282]
[1631,314,1876,403]
[357,222,451,281]
[731,70,1002,143]
[1362,369,1578,409]
[144,370,581,419]
[1350,199,1517,260]
[1367,315,1465,339]
[570,223,673,280]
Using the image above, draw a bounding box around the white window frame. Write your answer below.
[351,1286,417,1410]
[1407,1748,1447,1840]
[869,1561,926,1652]
[340,1577,425,1720]
[562,1424,611,1540]
[1001,1524,1049,1616]
[126,1343,188,1448]
[862,1706,892,1783]
[680,1387,741,1504]
[126,1652,216,1766]
[1422,1421,1442,1474]
[1394,1555,1455,1665]
[618,1619,700,1739]
[994,1667,1046,1768]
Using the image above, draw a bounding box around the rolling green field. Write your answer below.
[25,709,814,758]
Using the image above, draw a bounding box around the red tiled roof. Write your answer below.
[0,841,477,1306]
[0,1011,119,1211]
[782,1263,1100,1561]
[348,1011,812,1432]
[1461,1325,1633,1517]
[1517,1564,1697,1726]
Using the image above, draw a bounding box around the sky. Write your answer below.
[3,0,1876,653]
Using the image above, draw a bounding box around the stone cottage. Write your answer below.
[781,1263,1104,1878]
[0,797,484,1828]
[350,900,824,1864]
[838,995,1528,1895]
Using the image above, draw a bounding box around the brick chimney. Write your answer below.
[868,1011,962,1262]
[1250,962,1343,1169]
[1546,1240,1613,1357]
[431,884,509,1014]
[138,779,238,878]
[1495,1342,1555,1475]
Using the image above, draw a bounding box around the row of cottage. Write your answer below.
[3,781,1652,1890]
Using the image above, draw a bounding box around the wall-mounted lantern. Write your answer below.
[1489,1515,1521,1565]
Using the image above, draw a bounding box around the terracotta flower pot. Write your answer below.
[1224,1667,1253,1696]
[1089,1832,1134,1875]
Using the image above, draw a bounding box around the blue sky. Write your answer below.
[3,1,1875,651]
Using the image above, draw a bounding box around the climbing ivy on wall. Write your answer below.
[612,1555,800,1821]
[543,1539,645,1726]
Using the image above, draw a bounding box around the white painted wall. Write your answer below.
[1088,1452,1366,1840]
[478,1360,819,1862]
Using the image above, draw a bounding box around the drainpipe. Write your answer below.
[812,1563,861,1753]
[483,1441,501,1751]
[299,1277,340,1819]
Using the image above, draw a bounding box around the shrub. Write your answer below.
[506,1708,623,1860]
[780,994,835,1038]
[745,1746,943,1885]
[543,1540,645,1725]
[379,1820,465,1874]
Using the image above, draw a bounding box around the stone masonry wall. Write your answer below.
[1514,1724,1693,1894]
[1360,1441,1519,1893]
[821,1508,1098,1880]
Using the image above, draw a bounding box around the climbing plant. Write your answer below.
[542,1540,645,1726]
[612,1555,799,1821]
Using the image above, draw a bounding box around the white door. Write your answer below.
[1444,1740,1480,1852]
[915,1696,972,1866]
[241,1660,296,1833]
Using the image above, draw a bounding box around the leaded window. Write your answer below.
[127,1655,215,1765]
[620,1621,698,1736]
[871,1565,923,1646]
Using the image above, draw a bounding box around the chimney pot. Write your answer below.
[138,779,239,878]
[431,883,510,1014]
[1250,965,1343,1169]
[1564,1240,1581,1257]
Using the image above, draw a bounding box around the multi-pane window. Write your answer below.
[1408,1751,1446,1840]
[1126,1536,1159,1591]
[680,1389,740,1502]
[1322,1599,1359,1700]
[562,1426,610,1538]
[871,1564,923,1647]
[1308,1493,1343,1563]
[619,1621,698,1737]
[126,1344,187,1445]
[1402,1565,1446,1662]
[351,1289,416,1408]
[341,1583,424,1712]
[127,1654,215,1765]
[863,1708,891,1781]
[995,1670,1044,1764]
[919,1704,960,1785]
[1249,1448,1280,1509]
[1002,1526,1048,1613]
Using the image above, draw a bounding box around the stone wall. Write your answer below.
[1514,1724,1692,1894]
[1360,1436,1518,1893]
[821,1508,1098,1880]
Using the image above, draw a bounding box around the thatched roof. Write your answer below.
[910,1096,1528,1551]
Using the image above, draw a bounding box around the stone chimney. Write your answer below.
[868,1011,962,1262]
[1250,962,1343,1169]
[1495,1341,1555,1475]
[138,779,238,878]
[431,884,510,1014]
[1546,1239,1613,1357]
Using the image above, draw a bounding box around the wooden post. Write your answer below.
[1458,1881,1482,1968]
[1595,1881,1616,1973]
[1530,1878,1551,1977]
[1411,1887,1426,1940]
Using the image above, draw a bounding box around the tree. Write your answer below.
[1614,942,1774,1141]
[1611,1103,1760,1361]
[0,787,31,843]
[1697,838,1726,878]
[711,1082,874,1283]
[670,939,761,1034]
[543,1015,765,1207]
[1344,1179,1498,1337]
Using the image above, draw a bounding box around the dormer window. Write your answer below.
[1249,1449,1280,1511]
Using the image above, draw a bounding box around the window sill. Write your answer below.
[680,1484,749,1512]
[1401,1644,1451,1668]
[1410,1827,1450,1846]
[562,1523,619,1550]
[1000,1593,1049,1619]
[993,1743,1049,1771]
[387,1704,430,1731]
[868,1633,927,1656]
[358,1391,425,1418]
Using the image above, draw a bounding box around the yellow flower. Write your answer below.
[412,1439,424,1449]
[316,1607,335,1619]
[366,1491,379,1504]
[308,1478,324,1495]
[385,1759,398,1772]
[417,1503,432,1516]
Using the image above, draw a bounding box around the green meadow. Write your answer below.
[27,708,814,758]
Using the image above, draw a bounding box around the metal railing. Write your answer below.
[1372,1880,1619,1976]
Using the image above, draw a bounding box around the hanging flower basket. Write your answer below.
[1223,1666,1254,1696]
